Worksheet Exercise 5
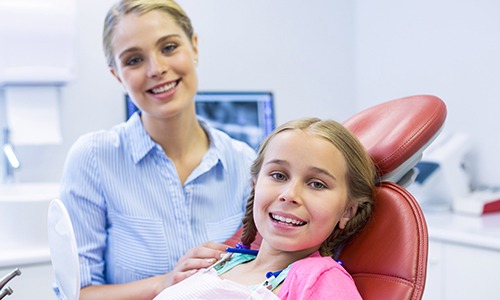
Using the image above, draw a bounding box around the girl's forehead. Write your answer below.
[264,130,344,165]
[268,130,324,148]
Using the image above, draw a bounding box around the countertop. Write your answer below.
[424,209,500,251]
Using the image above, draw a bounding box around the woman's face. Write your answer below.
[110,10,198,121]
[253,130,357,255]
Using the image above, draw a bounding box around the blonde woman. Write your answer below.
[59,1,255,299]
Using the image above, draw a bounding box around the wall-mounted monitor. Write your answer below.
[125,91,275,149]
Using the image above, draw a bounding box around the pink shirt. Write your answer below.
[277,251,362,300]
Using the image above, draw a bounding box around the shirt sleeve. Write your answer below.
[60,133,108,287]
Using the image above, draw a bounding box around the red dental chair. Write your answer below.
[226,95,447,300]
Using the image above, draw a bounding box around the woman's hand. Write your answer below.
[163,242,229,288]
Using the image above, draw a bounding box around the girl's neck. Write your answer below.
[251,243,318,273]
[221,243,318,287]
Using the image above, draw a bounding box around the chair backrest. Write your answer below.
[226,95,447,300]
[47,198,80,300]
[339,95,445,300]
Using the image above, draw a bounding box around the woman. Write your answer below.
[59,0,255,299]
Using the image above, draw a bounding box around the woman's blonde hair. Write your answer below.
[241,118,377,257]
[103,0,194,68]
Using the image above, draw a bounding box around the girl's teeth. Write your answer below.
[272,214,305,226]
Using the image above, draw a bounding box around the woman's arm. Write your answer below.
[79,241,229,300]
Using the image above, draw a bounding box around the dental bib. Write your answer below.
[153,268,279,300]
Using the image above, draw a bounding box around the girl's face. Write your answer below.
[110,10,198,121]
[254,130,357,255]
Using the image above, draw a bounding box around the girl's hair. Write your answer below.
[241,118,377,257]
[103,0,194,68]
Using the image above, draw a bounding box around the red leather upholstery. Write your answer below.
[343,95,447,180]
[225,95,447,300]
[338,182,428,300]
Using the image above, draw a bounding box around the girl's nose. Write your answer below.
[279,180,303,205]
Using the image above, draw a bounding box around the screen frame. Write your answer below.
[125,91,275,149]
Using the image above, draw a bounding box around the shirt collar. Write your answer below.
[126,112,157,164]
[197,118,228,172]
[126,113,227,170]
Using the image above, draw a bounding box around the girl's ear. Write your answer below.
[339,201,359,229]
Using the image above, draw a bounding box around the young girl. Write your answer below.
[59,0,255,299]
[154,117,376,299]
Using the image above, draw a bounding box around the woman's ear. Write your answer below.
[339,201,359,229]
[110,67,122,84]
[191,33,199,64]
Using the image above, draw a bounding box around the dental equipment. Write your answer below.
[203,252,233,273]
[0,287,12,300]
[0,268,21,299]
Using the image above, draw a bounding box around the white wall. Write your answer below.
[179,0,357,124]
[11,0,356,183]
[9,0,500,189]
[11,0,121,183]
[355,0,500,187]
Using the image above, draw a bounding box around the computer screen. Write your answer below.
[125,91,275,149]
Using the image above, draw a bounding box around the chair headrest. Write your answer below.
[343,95,447,187]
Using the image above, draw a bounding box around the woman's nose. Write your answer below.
[147,54,168,78]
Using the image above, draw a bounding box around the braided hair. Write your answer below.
[240,118,376,256]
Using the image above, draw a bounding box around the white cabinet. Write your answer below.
[423,212,500,300]
[423,240,444,299]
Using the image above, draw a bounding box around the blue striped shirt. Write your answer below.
[60,113,256,287]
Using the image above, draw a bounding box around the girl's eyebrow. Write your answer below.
[264,159,337,181]
[310,166,337,181]
[118,34,182,60]
[265,159,289,167]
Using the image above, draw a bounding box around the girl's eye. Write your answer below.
[271,172,287,181]
[125,56,143,66]
[162,43,178,54]
[310,181,326,190]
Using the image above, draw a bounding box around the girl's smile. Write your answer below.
[269,212,307,227]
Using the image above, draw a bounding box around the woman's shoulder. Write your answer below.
[73,126,123,150]
[68,122,129,158]
[204,123,256,159]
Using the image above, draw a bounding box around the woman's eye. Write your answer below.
[162,43,177,54]
[271,172,287,181]
[125,56,143,66]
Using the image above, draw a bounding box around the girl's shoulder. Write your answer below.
[278,252,361,300]
[292,252,348,276]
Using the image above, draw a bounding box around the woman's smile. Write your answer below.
[148,79,180,95]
